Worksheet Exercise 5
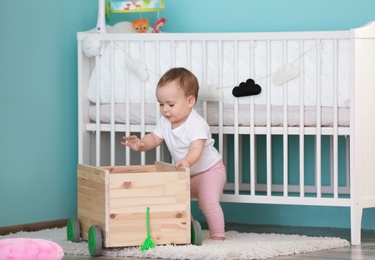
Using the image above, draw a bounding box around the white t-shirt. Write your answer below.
[153,109,222,175]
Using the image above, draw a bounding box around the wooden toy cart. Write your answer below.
[67,162,202,256]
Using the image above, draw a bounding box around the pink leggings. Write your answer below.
[190,161,226,238]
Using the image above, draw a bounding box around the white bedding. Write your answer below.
[89,102,349,127]
[85,23,351,128]
[87,34,351,108]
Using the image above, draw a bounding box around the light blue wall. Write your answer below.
[1,0,375,230]
[0,1,97,227]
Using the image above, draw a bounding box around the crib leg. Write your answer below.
[350,204,363,245]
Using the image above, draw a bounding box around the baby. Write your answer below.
[121,67,226,240]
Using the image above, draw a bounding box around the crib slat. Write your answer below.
[95,54,101,166]
[234,40,240,196]
[282,39,289,197]
[316,39,322,198]
[266,40,272,196]
[218,41,224,158]
[202,41,208,119]
[299,39,305,197]
[110,42,115,166]
[332,39,339,199]
[155,40,162,162]
[125,41,131,165]
[140,40,146,165]
[250,40,256,196]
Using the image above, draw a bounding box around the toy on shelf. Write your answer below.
[152,17,166,33]
[132,18,150,33]
[96,0,166,34]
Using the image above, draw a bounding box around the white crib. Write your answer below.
[77,21,375,245]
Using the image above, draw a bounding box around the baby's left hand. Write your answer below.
[175,159,191,169]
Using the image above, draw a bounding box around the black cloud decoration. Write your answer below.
[232,78,261,97]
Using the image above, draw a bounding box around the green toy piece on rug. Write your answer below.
[140,207,156,251]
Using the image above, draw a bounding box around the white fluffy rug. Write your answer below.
[1,227,350,260]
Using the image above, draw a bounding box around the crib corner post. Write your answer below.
[350,202,363,245]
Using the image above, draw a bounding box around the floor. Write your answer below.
[63,223,375,260]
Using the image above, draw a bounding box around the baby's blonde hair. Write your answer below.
[157,67,199,101]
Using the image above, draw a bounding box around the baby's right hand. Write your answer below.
[121,135,145,151]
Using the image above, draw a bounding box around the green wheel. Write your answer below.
[191,220,203,246]
[66,218,80,242]
[88,225,103,256]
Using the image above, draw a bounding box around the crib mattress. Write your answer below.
[89,103,349,127]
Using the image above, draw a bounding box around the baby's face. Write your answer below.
[156,81,194,129]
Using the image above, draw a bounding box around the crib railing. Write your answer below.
[78,30,352,205]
